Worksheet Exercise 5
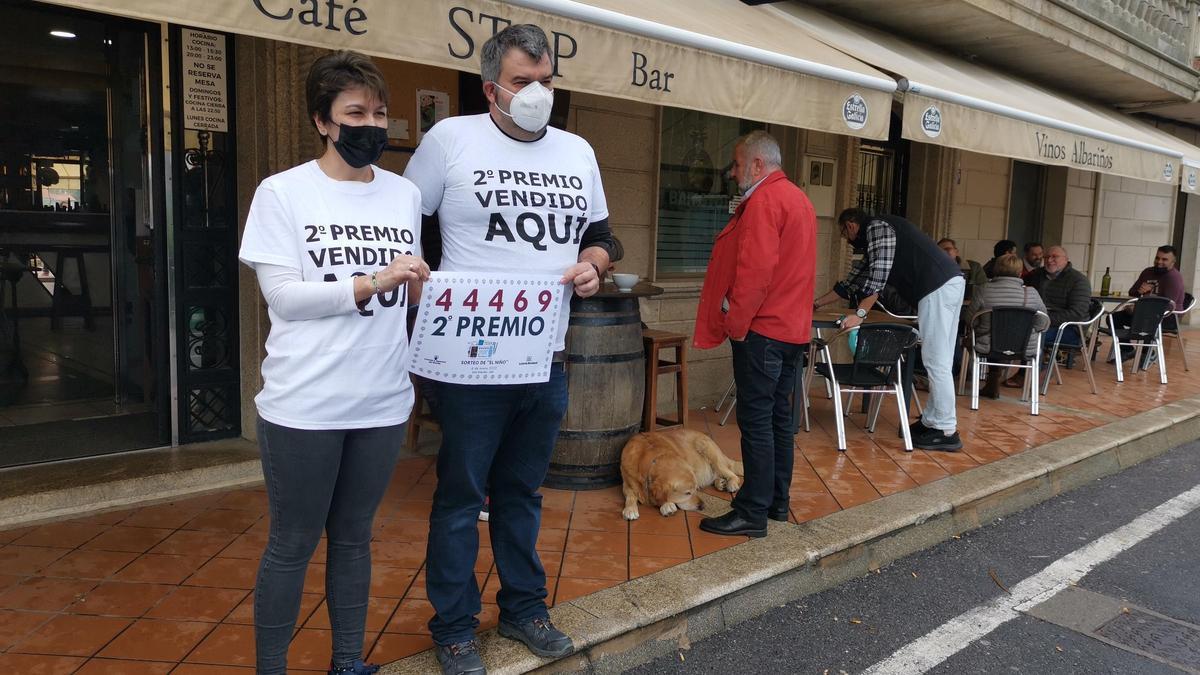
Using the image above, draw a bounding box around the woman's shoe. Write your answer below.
[330,660,380,674]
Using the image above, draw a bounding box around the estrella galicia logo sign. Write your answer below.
[843,93,868,131]
[1164,162,1175,182]
[921,105,942,138]
[1188,169,1197,191]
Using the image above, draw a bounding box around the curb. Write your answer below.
[381,393,1200,675]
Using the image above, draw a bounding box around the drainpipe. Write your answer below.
[1086,173,1104,285]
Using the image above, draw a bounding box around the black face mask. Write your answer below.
[330,122,388,168]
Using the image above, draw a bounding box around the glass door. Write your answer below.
[0,1,168,466]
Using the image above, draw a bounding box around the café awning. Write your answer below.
[38,0,897,139]
[769,2,1192,186]
[1137,125,1200,194]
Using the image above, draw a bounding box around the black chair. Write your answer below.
[963,307,1048,415]
[1040,299,1105,396]
[804,323,919,451]
[1105,295,1174,384]
[1160,292,1195,372]
[874,297,924,415]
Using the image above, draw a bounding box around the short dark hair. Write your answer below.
[937,237,957,247]
[305,50,389,136]
[1024,241,1042,252]
[837,207,871,229]
[993,239,1017,258]
[481,24,552,84]
[1158,245,1178,256]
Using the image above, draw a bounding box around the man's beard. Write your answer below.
[734,170,753,192]
[737,168,755,193]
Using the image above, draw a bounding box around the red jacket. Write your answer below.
[694,171,816,349]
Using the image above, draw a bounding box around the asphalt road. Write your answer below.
[626,439,1200,674]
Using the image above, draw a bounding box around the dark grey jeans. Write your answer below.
[254,417,404,674]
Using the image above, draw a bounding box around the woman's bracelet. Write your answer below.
[370,271,381,292]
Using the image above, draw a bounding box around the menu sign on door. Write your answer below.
[181,28,228,133]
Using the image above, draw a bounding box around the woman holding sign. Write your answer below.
[238,51,429,675]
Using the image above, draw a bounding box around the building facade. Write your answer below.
[2,0,1198,464]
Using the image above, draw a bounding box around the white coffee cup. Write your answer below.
[612,273,639,292]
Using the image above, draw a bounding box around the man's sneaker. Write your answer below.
[329,660,380,674]
[478,497,490,522]
[913,429,963,452]
[909,418,933,438]
[497,616,573,658]
[435,640,486,675]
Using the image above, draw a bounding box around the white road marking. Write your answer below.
[862,482,1200,675]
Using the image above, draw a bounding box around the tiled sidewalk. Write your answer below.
[1,337,1197,673]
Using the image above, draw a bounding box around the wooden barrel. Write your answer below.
[545,295,645,490]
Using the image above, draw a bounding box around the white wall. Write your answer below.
[1090,176,1175,292]
[948,151,1010,264]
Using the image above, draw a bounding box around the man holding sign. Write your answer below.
[404,24,614,675]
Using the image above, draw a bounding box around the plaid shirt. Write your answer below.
[837,218,896,301]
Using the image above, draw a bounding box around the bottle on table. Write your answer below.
[1100,267,1111,296]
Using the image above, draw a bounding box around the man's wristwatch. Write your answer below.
[855,308,868,319]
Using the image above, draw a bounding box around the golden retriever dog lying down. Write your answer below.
[620,428,744,520]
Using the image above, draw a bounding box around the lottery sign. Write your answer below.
[407,272,565,383]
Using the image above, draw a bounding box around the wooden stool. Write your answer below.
[404,377,441,450]
[642,329,688,431]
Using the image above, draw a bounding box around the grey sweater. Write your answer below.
[968,276,1049,356]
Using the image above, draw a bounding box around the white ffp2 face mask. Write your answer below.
[493,81,554,133]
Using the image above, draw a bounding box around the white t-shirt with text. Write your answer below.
[238,160,420,430]
[403,114,609,350]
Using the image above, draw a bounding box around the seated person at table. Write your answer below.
[937,238,986,298]
[1013,246,1090,386]
[1108,245,1184,364]
[968,254,1048,398]
[1021,242,1044,279]
[1113,245,1185,331]
[983,239,1017,279]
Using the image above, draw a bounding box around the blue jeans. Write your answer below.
[422,364,569,645]
[730,332,804,523]
[1042,326,1082,348]
[254,417,404,675]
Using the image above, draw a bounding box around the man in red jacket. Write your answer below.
[693,130,816,538]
